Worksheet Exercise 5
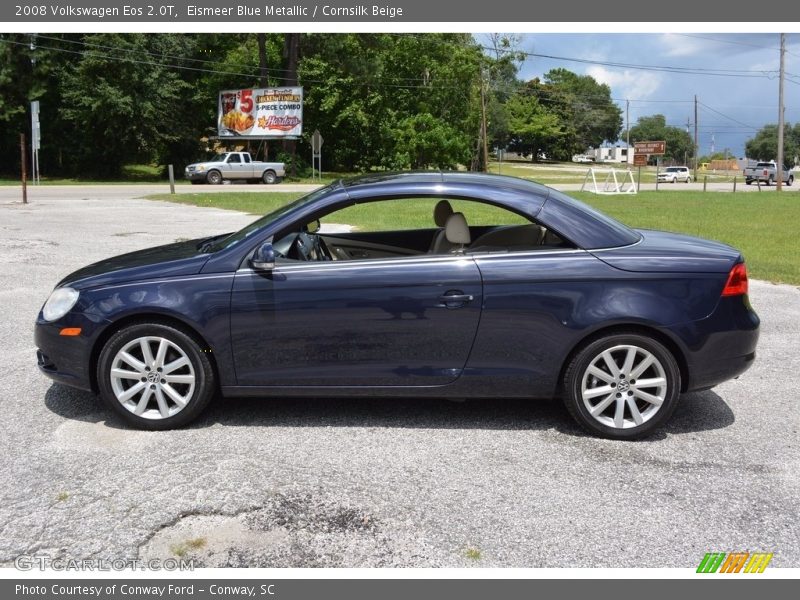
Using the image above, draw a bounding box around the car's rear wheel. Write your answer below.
[97,323,216,430]
[686,176,692,183]
[788,175,794,187]
[262,170,277,184]
[563,332,680,440]
[206,170,222,185]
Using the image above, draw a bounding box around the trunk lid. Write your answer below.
[591,229,741,273]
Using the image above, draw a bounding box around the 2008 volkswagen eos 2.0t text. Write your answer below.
[34,173,759,439]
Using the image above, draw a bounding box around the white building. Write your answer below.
[587,144,633,164]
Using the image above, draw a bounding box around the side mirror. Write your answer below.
[251,241,276,271]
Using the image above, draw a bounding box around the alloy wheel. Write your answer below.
[109,336,196,420]
[580,344,668,430]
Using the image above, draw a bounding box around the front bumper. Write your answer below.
[34,312,107,393]
[184,169,207,182]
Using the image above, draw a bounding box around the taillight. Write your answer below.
[722,263,748,297]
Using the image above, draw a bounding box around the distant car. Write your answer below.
[743,162,794,186]
[658,166,692,183]
[34,172,759,440]
[573,155,595,163]
[185,152,285,185]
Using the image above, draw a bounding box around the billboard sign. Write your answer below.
[218,87,303,137]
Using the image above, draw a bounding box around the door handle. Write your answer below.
[437,291,474,308]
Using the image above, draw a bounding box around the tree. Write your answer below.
[538,68,622,160]
[745,123,798,167]
[624,114,694,164]
[504,90,563,160]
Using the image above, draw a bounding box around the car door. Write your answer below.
[241,153,257,178]
[225,153,245,179]
[229,255,483,387]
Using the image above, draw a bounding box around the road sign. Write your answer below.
[634,141,666,155]
[632,154,648,166]
[311,129,324,153]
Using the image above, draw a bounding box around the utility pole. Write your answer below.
[693,95,699,182]
[626,99,630,165]
[777,33,786,192]
[480,71,489,172]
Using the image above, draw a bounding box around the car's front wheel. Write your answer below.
[562,332,681,440]
[206,170,223,185]
[97,323,216,430]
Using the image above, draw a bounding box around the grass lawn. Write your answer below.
[147,189,800,285]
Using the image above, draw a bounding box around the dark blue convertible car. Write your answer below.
[35,173,759,439]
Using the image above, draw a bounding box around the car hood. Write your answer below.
[591,229,741,273]
[57,238,212,290]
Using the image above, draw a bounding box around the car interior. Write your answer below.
[272,198,574,263]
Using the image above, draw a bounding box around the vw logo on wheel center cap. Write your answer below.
[147,371,159,383]
[618,380,630,392]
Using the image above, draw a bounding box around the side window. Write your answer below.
[227,154,241,164]
[274,197,572,264]
[243,154,251,163]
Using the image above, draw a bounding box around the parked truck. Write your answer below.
[743,161,794,186]
[185,152,285,185]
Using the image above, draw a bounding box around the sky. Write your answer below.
[484,33,800,158]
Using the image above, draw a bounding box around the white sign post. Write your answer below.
[30,101,40,185]
[311,130,323,182]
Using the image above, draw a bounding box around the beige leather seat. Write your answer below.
[429,200,454,253]
[438,212,471,254]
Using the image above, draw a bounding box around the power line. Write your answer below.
[488,45,779,78]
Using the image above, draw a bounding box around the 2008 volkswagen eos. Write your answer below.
[35,173,759,439]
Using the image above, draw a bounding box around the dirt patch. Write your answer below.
[139,493,438,567]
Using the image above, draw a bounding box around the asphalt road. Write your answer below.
[0,189,798,568]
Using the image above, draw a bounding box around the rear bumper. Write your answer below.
[665,295,760,392]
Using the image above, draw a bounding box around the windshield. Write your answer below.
[207,154,227,163]
[203,183,339,253]
[665,168,680,172]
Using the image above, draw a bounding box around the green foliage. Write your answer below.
[744,123,799,167]
[624,114,695,164]
[505,91,563,159]
[0,33,636,178]
[539,69,622,160]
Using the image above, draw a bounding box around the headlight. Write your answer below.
[196,165,206,172]
[42,287,80,322]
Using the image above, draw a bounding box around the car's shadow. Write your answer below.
[44,385,735,440]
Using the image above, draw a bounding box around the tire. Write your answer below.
[206,170,223,185]
[262,170,277,184]
[686,176,692,183]
[746,179,752,185]
[562,332,681,440]
[787,176,793,187]
[97,322,216,430]
[768,176,774,186]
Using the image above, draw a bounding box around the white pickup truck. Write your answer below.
[743,161,794,186]
[185,152,286,185]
